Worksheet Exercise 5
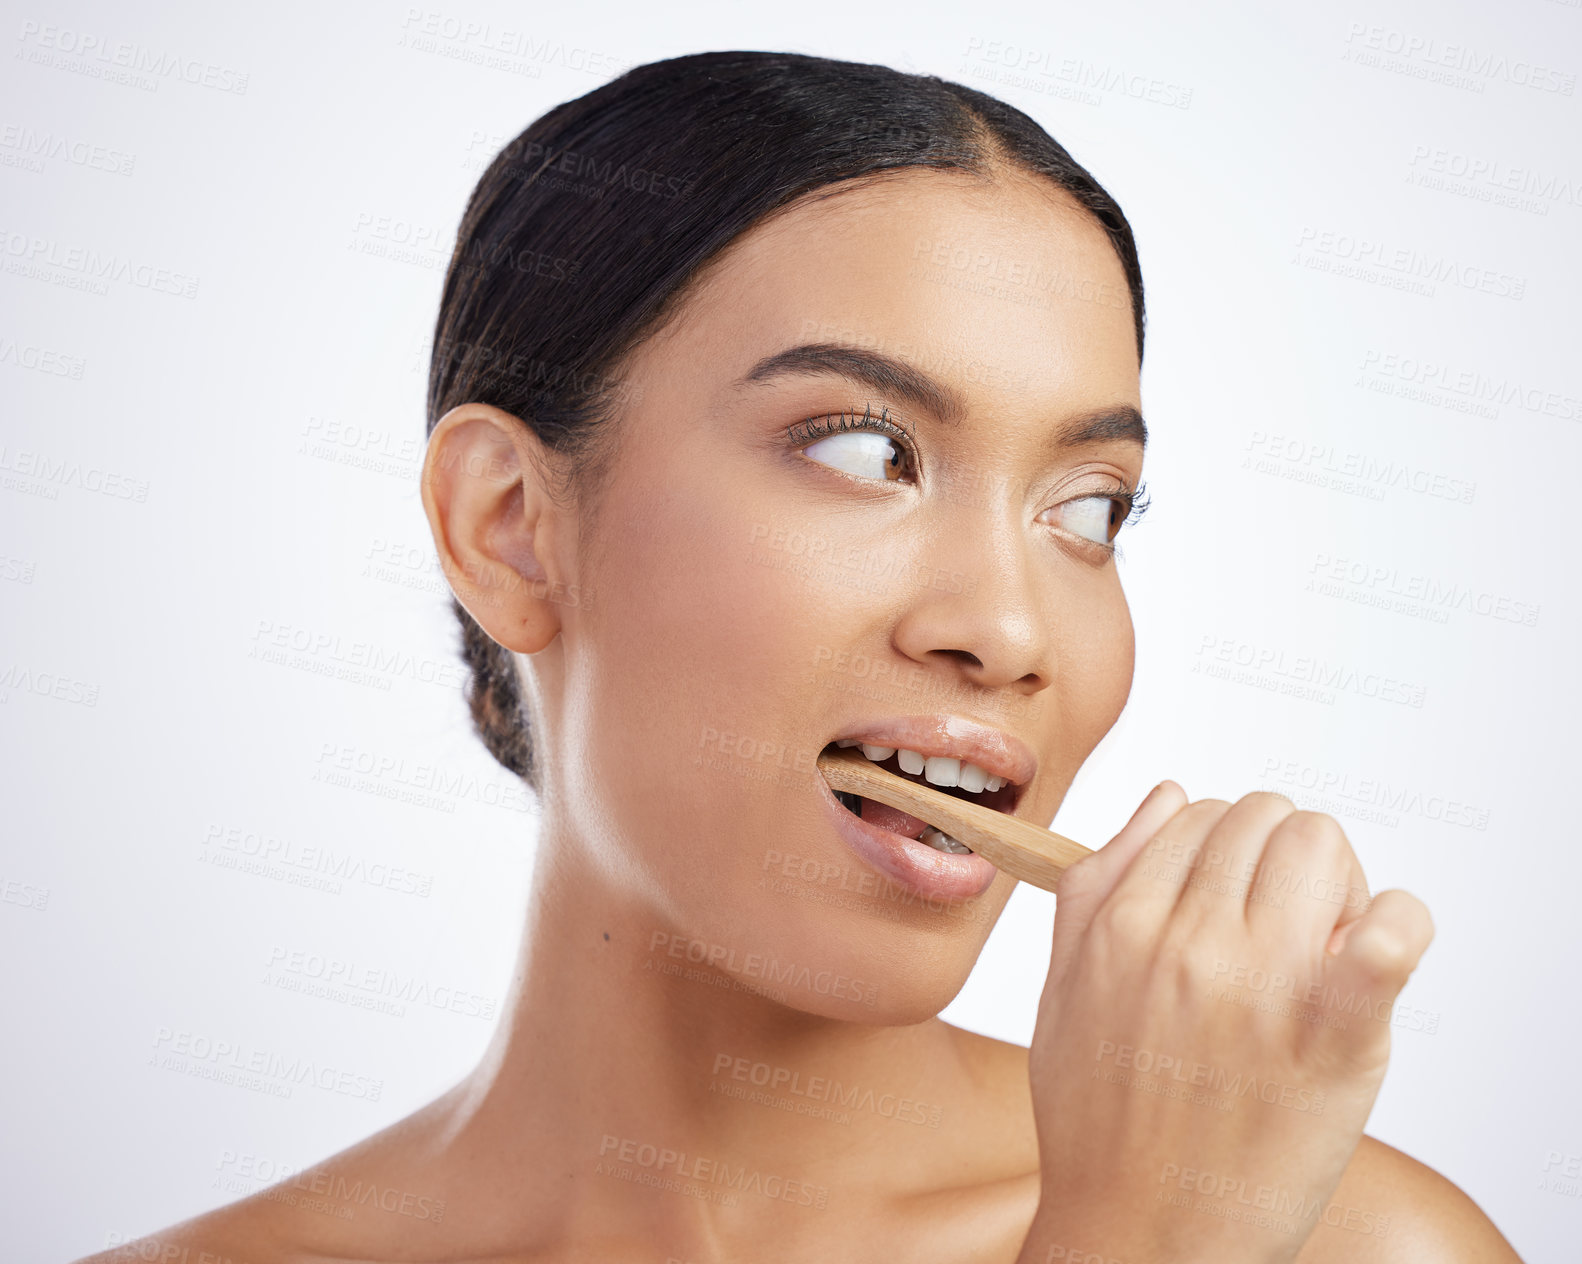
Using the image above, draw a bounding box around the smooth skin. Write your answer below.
[77,165,1523,1263]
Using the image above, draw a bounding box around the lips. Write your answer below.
[810,715,1036,891]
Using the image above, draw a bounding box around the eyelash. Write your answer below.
[785,404,1152,559]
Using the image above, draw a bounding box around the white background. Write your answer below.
[2,1,1578,1260]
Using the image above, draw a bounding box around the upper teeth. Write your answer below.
[834,738,1007,793]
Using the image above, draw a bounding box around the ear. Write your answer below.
[420,402,572,655]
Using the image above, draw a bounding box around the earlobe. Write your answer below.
[420,403,570,655]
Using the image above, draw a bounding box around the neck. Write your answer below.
[436,820,976,1219]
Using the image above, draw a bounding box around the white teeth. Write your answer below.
[957,762,988,794]
[920,826,974,854]
[847,743,1004,796]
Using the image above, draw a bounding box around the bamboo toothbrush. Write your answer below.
[816,745,1091,893]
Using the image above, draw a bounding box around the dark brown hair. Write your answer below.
[426,50,1146,794]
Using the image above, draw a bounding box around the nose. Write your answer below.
[889,524,1052,697]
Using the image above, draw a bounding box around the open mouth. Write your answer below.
[819,741,1023,855]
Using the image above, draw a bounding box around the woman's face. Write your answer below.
[533,165,1144,1023]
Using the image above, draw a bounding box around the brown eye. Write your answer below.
[1055,495,1117,546]
[790,406,917,483]
[802,430,911,481]
[1048,483,1148,554]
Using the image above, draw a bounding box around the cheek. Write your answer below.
[588,461,819,704]
[561,457,834,887]
[1048,583,1135,764]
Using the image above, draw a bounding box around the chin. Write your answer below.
[664,887,1007,1026]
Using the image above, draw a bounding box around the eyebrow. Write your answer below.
[735,342,1146,451]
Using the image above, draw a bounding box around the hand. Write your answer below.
[1016,783,1434,1264]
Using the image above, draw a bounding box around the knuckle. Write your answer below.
[1093,895,1158,949]
[1054,854,1103,902]
[1159,929,1224,986]
[1237,789,1296,814]
[1355,926,1416,978]
[1273,809,1348,854]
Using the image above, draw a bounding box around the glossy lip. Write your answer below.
[822,713,1036,814]
[813,755,1003,902]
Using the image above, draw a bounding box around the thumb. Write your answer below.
[1048,779,1188,973]
[1065,778,1189,895]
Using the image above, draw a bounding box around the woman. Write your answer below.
[84,50,1522,1263]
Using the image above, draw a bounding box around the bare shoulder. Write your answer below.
[68,1197,289,1264]
[68,1087,468,1264]
[940,1026,1526,1264]
[1296,1134,1524,1263]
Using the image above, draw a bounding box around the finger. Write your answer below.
[1172,791,1298,925]
[1323,850,1373,946]
[1327,887,1432,968]
[1100,796,1235,925]
[1242,809,1365,948]
[1320,888,1435,1059]
[1047,779,1187,979]
[1058,780,1188,897]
